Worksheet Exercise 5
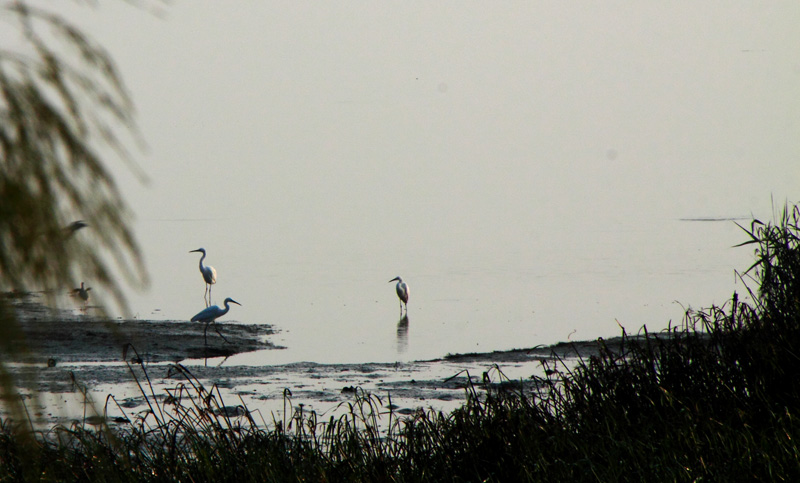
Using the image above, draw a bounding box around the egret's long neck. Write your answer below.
[198,252,206,270]
[221,301,231,315]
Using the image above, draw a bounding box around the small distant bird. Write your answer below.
[73,282,91,310]
[190,297,241,344]
[65,220,88,236]
[389,276,409,315]
[190,248,217,307]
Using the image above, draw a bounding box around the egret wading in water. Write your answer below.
[190,248,217,307]
[190,297,241,345]
[73,282,91,311]
[389,276,409,315]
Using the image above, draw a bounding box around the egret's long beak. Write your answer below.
[231,300,242,306]
[389,277,400,283]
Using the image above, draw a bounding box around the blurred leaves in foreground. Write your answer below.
[0,1,147,420]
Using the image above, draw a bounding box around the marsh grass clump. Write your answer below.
[2,206,800,481]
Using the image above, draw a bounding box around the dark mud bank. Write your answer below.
[7,294,281,364]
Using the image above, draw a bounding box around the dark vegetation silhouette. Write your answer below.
[0,1,146,423]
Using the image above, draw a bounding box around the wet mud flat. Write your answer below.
[3,294,628,426]
[7,293,280,364]
[14,317,279,364]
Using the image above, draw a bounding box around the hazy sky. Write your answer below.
[77,2,799,223]
[26,2,800,361]
[98,2,799,265]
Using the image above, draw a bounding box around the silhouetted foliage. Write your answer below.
[0,1,146,423]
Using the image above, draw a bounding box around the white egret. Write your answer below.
[73,282,91,310]
[190,297,241,344]
[190,248,217,307]
[389,276,409,315]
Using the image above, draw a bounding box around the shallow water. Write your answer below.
[121,215,753,366]
[6,296,631,427]
[8,307,594,428]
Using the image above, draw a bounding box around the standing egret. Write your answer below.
[190,248,217,307]
[389,276,409,315]
[191,297,241,344]
[73,282,91,311]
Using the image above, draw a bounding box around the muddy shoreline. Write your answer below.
[7,293,280,363]
[3,293,630,425]
[15,318,281,364]
[8,293,630,367]
[14,316,627,368]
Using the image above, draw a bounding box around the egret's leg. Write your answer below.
[204,322,210,346]
[212,321,230,344]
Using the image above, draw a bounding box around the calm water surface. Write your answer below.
[120,214,753,365]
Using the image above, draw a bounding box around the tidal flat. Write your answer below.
[5,293,609,427]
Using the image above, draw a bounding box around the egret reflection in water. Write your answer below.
[396,315,409,355]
